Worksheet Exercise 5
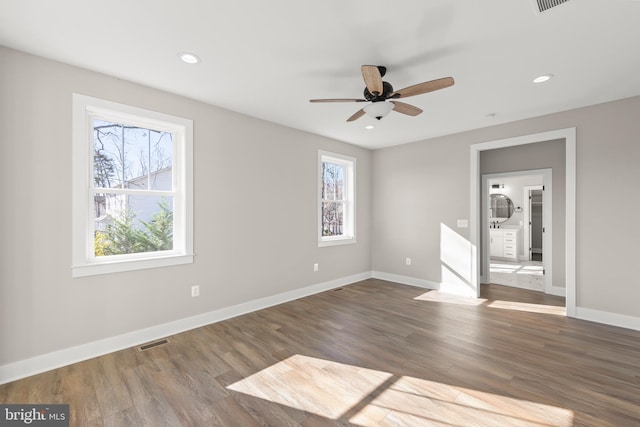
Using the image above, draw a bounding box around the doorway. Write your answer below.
[527,187,544,262]
[469,128,576,317]
[482,170,551,294]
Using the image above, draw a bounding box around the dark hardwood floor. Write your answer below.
[1,279,639,426]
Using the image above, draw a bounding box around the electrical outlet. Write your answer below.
[191,285,199,297]
[405,257,412,266]
[313,263,319,272]
[457,219,469,228]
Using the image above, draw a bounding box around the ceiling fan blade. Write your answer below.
[309,98,366,103]
[391,101,423,116]
[361,65,383,95]
[347,109,366,122]
[391,77,454,99]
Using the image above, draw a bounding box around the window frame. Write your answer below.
[318,150,356,247]
[72,94,193,277]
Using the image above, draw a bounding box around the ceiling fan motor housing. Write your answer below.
[364,81,394,101]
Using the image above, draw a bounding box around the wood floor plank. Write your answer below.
[90,355,135,418]
[1,280,639,426]
[58,363,103,426]
[230,387,305,426]
[205,395,261,427]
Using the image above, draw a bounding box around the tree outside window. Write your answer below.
[319,151,355,246]
[321,161,345,237]
[72,94,193,277]
[91,119,174,256]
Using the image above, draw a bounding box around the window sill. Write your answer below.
[318,237,356,248]
[72,253,194,278]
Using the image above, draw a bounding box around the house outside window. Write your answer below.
[72,94,193,277]
[318,150,355,247]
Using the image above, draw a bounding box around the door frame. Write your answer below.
[470,128,576,317]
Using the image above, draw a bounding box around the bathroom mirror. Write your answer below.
[490,194,514,223]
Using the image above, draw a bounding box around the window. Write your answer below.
[72,94,193,277]
[318,151,355,246]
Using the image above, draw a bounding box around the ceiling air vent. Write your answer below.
[533,0,570,14]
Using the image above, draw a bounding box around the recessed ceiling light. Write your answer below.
[533,74,553,83]
[365,125,374,130]
[178,52,200,64]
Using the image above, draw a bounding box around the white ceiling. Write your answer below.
[2,0,640,149]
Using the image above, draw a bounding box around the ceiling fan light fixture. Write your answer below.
[363,101,393,120]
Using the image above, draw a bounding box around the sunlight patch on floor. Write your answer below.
[227,354,392,419]
[490,261,545,290]
[491,263,520,271]
[516,270,543,276]
[492,267,519,274]
[227,354,574,426]
[491,263,542,276]
[414,290,487,306]
[354,375,574,427]
[488,300,566,316]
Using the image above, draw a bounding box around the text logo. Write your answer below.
[0,405,69,426]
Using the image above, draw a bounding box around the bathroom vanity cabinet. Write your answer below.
[490,228,519,260]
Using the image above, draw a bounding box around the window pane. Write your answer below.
[93,119,123,188]
[322,162,344,201]
[94,193,174,256]
[149,131,173,190]
[93,119,173,190]
[322,201,344,237]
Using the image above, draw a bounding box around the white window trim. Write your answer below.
[72,94,194,277]
[318,150,356,247]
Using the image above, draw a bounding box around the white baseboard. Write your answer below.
[371,271,439,290]
[575,307,640,331]
[0,272,372,385]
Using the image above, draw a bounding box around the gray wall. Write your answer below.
[371,135,470,282]
[3,45,640,368]
[372,95,640,317]
[481,139,566,287]
[0,47,372,366]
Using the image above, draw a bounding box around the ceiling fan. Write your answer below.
[310,65,454,122]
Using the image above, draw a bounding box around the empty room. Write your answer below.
[1,1,639,426]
